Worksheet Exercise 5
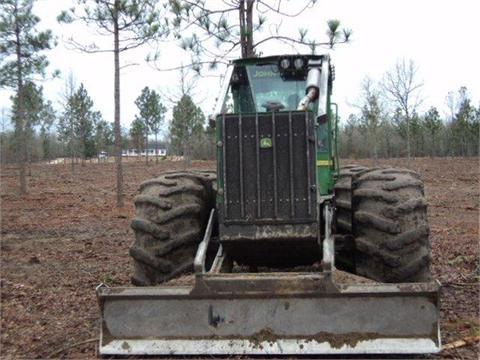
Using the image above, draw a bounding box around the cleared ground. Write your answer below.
[1,158,478,358]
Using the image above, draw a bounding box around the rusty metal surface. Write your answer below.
[191,272,339,295]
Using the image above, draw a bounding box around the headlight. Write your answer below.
[280,58,290,69]
[278,56,308,79]
[294,57,304,70]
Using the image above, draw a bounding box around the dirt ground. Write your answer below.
[1,158,478,359]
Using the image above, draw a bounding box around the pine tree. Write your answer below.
[58,0,169,206]
[0,0,57,193]
[134,87,166,164]
[169,94,204,166]
[161,1,351,72]
[38,97,56,162]
[58,83,102,165]
[129,118,146,160]
[422,107,442,157]
[95,120,114,156]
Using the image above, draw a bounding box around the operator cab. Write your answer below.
[219,55,323,114]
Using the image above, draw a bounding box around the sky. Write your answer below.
[1,0,479,133]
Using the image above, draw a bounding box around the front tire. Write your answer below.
[335,165,369,234]
[352,168,431,282]
[129,170,216,285]
[334,165,369,272]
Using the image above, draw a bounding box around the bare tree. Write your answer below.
[57,73,78,171]
[445,87,479,157]
[382,59,423,165]
[359,77,385,166]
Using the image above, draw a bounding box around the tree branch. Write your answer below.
[47,338,98,358]
[253,34,348,50]
[256,0,316,17]
[150,60,228,72]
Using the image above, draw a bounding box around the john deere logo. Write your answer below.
[260,137,272,148]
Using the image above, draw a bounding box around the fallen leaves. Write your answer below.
[1,158,478,358]
[443,335,480,350]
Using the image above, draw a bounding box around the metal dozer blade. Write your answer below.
[97,209,441,356]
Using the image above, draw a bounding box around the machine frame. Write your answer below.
[97,54,441,356]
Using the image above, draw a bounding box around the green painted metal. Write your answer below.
[216,54,338,198]
[316,78,336,196]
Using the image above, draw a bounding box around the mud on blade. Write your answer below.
[97,279,441,355]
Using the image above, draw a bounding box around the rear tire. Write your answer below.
[352,168,431,282]
[334,165,369,272]
[130,170,216,286]
[335,165,370,234]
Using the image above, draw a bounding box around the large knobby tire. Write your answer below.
[334,165,369,272]
[129,170,216,286]
[352,168,431,283]
[334,165,370,234]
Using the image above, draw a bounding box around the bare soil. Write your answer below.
[1,158,478,359]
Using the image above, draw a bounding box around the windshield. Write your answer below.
[220,62,318,114]
[246,64,306,112]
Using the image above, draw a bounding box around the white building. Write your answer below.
[122,148,167,157]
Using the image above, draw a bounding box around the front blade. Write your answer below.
[97,279,441,355]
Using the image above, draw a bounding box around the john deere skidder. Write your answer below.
[97,54,441,355]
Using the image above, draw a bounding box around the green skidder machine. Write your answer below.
[97,54,441,355]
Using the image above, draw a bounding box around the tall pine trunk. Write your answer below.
[406,113,411,167]
[155,132,158,164]
[113,4,123,207]
[239,0,255,58]
[15,13,27,194]
[145,126,149,165]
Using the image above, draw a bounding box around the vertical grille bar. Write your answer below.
[304,112,312,216]
[272,112,278,218]
[255,113,261,218]
[288,112,295,217]
[221,114,228,218]
[238,114,245,218]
